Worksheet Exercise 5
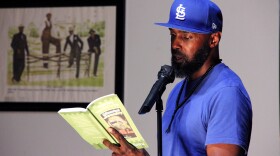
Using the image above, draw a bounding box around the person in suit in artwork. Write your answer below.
[87,29,101,77]
[63,27,83,78]
[10,25,29,83]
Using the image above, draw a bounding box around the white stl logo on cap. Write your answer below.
[175,4,186,20]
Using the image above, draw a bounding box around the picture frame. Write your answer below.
[0,0,125,111]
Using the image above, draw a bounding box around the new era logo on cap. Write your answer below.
[212,23,217,30]
[156,0,223,34]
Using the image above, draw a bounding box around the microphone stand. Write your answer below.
[138,65,175,156]
[155,98,163,156]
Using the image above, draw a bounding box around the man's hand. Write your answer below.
[103,127,149,156]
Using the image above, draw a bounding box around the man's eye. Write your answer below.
[183,35,192,40]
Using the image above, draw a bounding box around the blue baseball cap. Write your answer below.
[155,0,223,34]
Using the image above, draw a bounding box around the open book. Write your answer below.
[58,94,148,150]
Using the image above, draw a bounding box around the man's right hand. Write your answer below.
[103,127,150,156]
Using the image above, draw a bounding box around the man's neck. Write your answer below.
[190,47,220,80]
[190,59,220,80]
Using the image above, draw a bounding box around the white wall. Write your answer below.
[0,0,279,155]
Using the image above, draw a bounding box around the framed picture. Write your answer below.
[0,0,125,111]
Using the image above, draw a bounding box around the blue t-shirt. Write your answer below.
[162,63,252,156]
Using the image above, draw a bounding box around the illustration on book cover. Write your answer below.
[101,108,136,138]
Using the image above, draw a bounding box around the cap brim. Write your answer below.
[155,22,211,34]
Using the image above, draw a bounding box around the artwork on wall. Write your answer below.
[0,0,125,111]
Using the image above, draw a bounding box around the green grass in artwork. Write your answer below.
[7,50,105,87]
[28,76,104,87]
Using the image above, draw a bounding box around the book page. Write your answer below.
[58,109,117,149]
[87,94,148,149]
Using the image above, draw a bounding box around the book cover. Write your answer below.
[58,94,148,150]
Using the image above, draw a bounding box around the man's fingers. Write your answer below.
[107,127,131,149]
[104,127,148,156]
[103,139,121,153]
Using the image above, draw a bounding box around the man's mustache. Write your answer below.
[171,49,186,60]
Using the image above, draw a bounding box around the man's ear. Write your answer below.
[209,32,222,48]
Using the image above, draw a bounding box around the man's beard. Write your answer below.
[171,44,211,78]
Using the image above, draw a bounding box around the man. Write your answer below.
[103,0,252,156]
[11,25,29,83]
[87,29,101,77]
[41,13,61,68]
[63,27,83,78]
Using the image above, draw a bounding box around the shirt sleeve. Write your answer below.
[205,86,252,153]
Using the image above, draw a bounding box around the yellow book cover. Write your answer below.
[58,94,148,150]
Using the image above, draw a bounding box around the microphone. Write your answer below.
[138,65,175,114]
